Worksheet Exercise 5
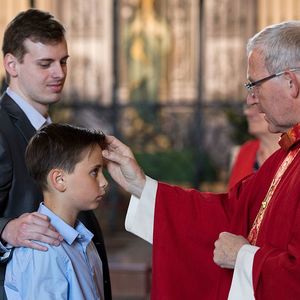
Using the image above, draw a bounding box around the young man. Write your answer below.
[0,9,111,299]
[103,21,300,299]
[5,123,108,299]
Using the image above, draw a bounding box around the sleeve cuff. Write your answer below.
[0,247,13,263]
[125,176,158,244]
[228,244,259,300]
[0,240,12,253]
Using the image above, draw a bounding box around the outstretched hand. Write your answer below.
[1,212,63,251]
[213,232,249,269]
[102,135,146,198]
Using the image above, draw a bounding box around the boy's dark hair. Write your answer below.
[25,123,106,191]
[2,8,65,62]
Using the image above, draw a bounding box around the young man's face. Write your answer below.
[6,38,69,116]
[244,103,270,137]
[64,145,108,213]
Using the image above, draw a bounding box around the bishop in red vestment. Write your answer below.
[103,20,300,300]
[152,125,300,299]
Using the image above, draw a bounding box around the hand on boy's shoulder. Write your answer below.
[2,212,63,251]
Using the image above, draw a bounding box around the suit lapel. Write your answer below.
[0,93,36,142]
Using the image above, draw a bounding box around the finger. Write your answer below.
[219,231,229,238]
[19,219,63,243]
[105,135,124,151]
[105,136,134,156]
[26,223,63,241]
[20,212,50,227]
[30,212,51,221]
[19,229,63,247]
[219,264,228,269]
[102,149,132,164]
[105,135,115,144]
[214,238,220,248]
[19,212,30,218]
[21,239,48,252]
[102,150,118,163]
[213,252,221,265]
[220,231,236,238]
[33,232,62,246]
[26,213,62,235]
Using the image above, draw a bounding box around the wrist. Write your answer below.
[0,217,15,246]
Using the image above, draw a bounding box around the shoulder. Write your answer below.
[5,244,71,298]
[0,108,11,128]
[8,243,69,273]
[0,103,15,139]
[233,139,260,161]
[239,139,260,152]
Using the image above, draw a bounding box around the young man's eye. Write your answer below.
[39,63,51,68]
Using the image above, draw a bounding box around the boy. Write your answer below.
[0,8,111,299]
[4,123,108,300]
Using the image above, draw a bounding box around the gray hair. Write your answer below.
[247,21,300,73]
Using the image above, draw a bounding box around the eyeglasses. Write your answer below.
[244,67,300,92]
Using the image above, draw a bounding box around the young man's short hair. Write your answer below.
[2,8,65,62]
[25,123,106,191]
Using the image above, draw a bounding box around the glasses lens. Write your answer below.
[245,82,253,91]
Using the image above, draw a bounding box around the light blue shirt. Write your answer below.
[4,203,104,300]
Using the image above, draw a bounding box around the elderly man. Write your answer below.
[103,21,300,300]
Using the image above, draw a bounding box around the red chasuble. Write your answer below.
[152,126,300,299]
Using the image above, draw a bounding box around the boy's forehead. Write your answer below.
[85,144,103,160]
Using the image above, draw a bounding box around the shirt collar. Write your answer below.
[38,203,94,246]
[6,88,51,130]
[279,123,300,151]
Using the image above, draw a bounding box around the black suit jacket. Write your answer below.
[0,93,111,299]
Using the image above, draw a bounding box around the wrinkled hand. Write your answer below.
[102,135,146,198]
[213,232,249,269]
[1,212,63,251]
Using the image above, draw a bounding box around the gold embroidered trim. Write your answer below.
[248,147,300,245]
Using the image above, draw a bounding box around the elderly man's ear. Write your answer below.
[285,71,299,98]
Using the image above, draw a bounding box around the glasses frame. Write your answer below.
[244,67,300,91]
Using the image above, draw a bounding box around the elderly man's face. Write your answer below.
[246,49,295,133]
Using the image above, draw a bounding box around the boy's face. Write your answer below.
[64,144,108,213]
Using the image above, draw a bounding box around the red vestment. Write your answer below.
[228,139,260,190]
[152,142,300,299]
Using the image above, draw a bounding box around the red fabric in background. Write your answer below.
[228,139,260,190]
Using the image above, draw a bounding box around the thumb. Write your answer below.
[102,149,126,165]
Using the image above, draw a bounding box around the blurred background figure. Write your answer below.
[124,0,171,122]
[228,103,280,190]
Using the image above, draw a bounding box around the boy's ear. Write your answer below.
[48,169,66,192]
[3,53,18,78]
